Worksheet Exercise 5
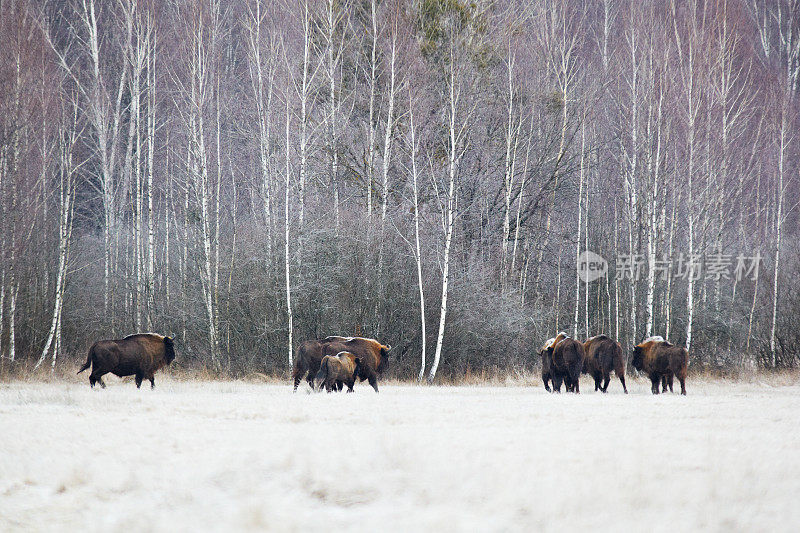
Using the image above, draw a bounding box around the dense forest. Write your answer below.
[0,0,799,379]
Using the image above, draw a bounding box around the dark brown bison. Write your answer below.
[541,333,585,393]
[293,339,326,391]
[320,337,390,393]
[582,335,628,393]
[315,351,361,392]
[292,336,390,392]
[78,333,175,389]
[631,336,688,395]
[537,334,563,392]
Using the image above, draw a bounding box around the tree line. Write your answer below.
[1,0,799,380]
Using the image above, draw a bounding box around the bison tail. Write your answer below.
[77,348,93,374]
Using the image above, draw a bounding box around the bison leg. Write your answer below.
[614,361,628,394]
[292,357,309,392]
[552,375,563,393]
[292,367,306,392]
[336,381,344,392]
[149,376,156,389]
[566,367,580,394]
[135,373,143,389]
[542,375,551,392]
[661,376,669,393]
[650,376,660,394]
[678,375,686,395]
[89,370,106,389]
[367,374,379,393]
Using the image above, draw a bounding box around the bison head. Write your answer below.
[539,346,553,371]
[164,336,176,364]
[314,361,328,390]
[378,345,391,373]
[631,345,644,371]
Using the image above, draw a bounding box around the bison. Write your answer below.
[582,335,628,393]
[537,335,560,392]
[293,339,326,391]
[315,351,361,392]
[631,336,688,395]
[78,333,175,389]
[292,336,390,392]
[541,332,585,393]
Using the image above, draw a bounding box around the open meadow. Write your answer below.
[1,376,799,532]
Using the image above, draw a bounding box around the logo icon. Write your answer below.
[578,250,608,283]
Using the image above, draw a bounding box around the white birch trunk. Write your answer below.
[375,28,398,334]
[573,121,584,338]
[380,32,397,224]
[626,16,639,346]
[37,106,77,370]
[409,93,426,381]
[770,109,787,367]
[298,0,311,227]
[284,92,294,368]
[429,55,460,383]
[511,115,534,280]
[366,0,378,215]
[246,0,275,256]
[146,25,156,329]
[645,79,664,338]
[186,5,220,367]
[501,39,517,290]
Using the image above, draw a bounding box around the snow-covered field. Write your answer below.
[1,377,799,532]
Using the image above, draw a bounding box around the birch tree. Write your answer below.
[179,0,222,367]
[671,0,705,350]
[284,77,294,368]
[770,99,792,367]
[425,1,482,382]
[407,88,426,381]
[47,0,128,322]
[500,16,523,292]
[36,92,80,370]
[245,0,277,256]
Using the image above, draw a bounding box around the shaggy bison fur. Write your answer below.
[315,351,361,392]
[293,336,390,392]
[631,336,689,395]
[78,333,175,389]
[541,333,585,393]
[537,334,563,392]
[582,335,628,393]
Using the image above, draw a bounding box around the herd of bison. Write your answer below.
[77,332,688,395]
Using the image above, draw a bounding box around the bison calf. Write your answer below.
[631,336,688,395]
[293,336,390,392]
[582,335,628,394]
[315,352,361,393]
[78,333,175,389]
